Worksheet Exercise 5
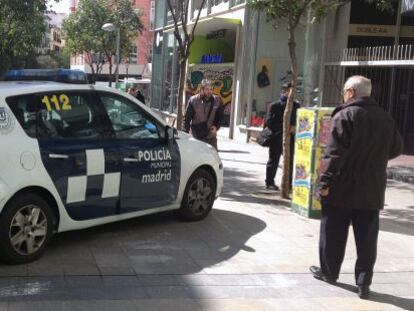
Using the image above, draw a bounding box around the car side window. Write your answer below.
[99,94,160,140]
[6,95,38,138]
[37,93,107,139]
[6,93,111,139]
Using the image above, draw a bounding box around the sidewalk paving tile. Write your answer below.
[8,301,64,311]
[62,300,140,311]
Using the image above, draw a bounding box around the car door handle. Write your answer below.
[123,157,139,162]
[49,153,69,159]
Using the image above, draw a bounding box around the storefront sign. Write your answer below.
[349,24,396,37]
[400,26,414,38]
[401,0,414,15]
[349,24,414,38]
[206,29,226,40]
[201,53,224,64]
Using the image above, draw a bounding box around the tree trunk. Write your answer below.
[176,59,187,130]
[90,65,96,84]
[281,21,299,199]
[85,54,96,84]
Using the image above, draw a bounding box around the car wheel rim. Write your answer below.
[187,178,213,216]
[9,205,48,256]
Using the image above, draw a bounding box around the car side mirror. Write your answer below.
[165,126,177,141]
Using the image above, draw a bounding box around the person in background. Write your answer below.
[135,89,146,105]
[309,75,403,299]
[127,87,136,96]
[183,79,223,150]
[264,82,300,191]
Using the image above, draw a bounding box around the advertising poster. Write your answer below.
[292,108,333,218]
[312,147,324,211]
[256,58,272,88]
[312,109,334,211]
[293,186,310,210]
[316,110,333,147]
[296,109,315,139]
[292,109,315,211]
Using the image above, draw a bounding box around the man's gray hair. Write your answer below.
[344,75,372,97]
[201,78,212,89]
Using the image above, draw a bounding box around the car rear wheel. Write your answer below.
[0,193,54,264]
[179,169,216,221]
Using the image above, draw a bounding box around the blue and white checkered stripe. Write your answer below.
[66,149,121,204]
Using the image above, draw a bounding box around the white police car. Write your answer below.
[0,69,223,264]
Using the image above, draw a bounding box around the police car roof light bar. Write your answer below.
[4,69,88,84]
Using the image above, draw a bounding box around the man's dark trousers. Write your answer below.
[265,136,294,187]
[265,140,282,186]
[319,204,379,285]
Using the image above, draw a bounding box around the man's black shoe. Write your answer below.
[357,285,370,299]
[266,184,279,191]
[309,266,336,284]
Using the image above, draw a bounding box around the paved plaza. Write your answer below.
[0,133,413,310]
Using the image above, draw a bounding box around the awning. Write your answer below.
[164,17,241,35]
[191,17,241,35]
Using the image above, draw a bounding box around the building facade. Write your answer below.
[321,1,414,154]
[38,12,66,55]
[152,0,414,154]
[151,0,324,139]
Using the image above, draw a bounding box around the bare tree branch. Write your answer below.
[190,0,208,48]
[292,0,312,28]
[166,0,185,56]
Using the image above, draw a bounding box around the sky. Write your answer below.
[47,0,70,14]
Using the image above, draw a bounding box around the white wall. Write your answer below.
[252,13,306,118]
[325,3,351,61]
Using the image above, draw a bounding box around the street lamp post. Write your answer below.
[125,60,129,81]
[102,23,120,86]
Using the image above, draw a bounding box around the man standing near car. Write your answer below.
[135,88,146,105]
[183,79,223,150]
[309,76,403,299]
[264,82,300,191]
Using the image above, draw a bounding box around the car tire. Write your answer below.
[0,193,54,264]
[179,168,216,221]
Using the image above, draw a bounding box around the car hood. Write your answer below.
[177,130,192,140]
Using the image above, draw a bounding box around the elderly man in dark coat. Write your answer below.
[309,75,403,299]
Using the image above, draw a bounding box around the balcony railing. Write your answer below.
[326,44,414,64]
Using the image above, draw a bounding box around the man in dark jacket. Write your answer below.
[135,89,146,105]
[183,79,223,150]
[310,75,403,299]
[264,83,300,190]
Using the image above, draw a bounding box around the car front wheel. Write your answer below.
[0,193,54,264]
[179,169,216,221]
